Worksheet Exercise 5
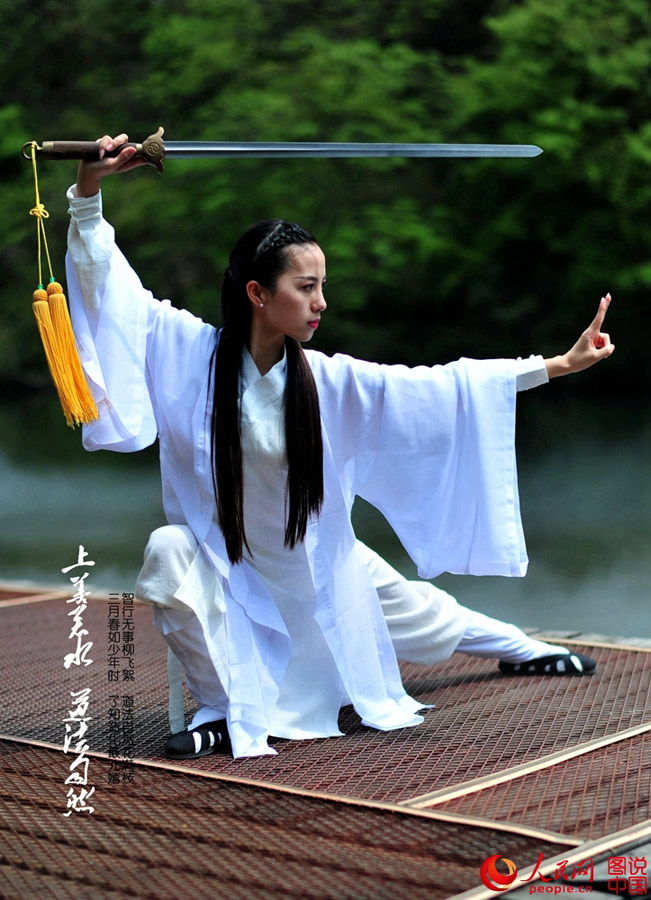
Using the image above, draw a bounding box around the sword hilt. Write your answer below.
[22,126,166,173]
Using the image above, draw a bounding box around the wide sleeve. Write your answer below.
[65,186,210,454]
[309,352,528,580]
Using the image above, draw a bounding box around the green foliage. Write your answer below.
[0,0,645,389]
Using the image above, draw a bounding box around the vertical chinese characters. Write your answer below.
[61,545,96,816]
[107,592,136,784]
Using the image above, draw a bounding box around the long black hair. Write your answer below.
[211,219,324,564]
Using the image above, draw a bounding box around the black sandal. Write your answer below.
[164,719,231,759]
[498,652,596,676]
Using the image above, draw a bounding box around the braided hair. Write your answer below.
[211,219,324,564]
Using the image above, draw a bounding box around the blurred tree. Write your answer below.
[0,0,153,382]
[0,0,645,392]
[425,0,651,374]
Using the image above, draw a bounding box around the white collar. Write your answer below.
[240,345,287,410]
[242,345,287,388]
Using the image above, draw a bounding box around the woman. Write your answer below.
[66,134,614,760]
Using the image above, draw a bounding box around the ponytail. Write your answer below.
[211,221,324,564]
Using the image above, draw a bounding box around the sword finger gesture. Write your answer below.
[588,293,612,349]
[545,293,615,378]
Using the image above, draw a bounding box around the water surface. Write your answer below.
[1,391,648,638]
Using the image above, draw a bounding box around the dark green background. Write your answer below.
[1,0,647,392]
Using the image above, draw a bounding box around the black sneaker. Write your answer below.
[498,652,596,676]
[164,719,231,759]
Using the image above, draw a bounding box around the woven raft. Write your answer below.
[1,583,650,900]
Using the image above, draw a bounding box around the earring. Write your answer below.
[259,302,264,308]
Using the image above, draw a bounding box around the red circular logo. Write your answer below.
[479,855,518,892]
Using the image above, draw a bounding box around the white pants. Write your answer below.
[136,525,565,729]
[355,540,565,662]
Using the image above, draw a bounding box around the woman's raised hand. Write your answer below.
[76,133,147,198]
[545,293,615,378]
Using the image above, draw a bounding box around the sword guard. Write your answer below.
[138,126,165,173]
[22,126,167,174]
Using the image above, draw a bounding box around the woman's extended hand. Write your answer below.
[545,294,615,378]
[75,133,147,198]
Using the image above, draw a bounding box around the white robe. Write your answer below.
[66,188,532,758]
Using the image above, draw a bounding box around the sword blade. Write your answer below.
[163,141,543,159]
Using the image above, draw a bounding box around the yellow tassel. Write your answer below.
[46,281,98,426]
[33,289,79,426]
[27,141,98,427]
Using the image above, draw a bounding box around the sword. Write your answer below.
[23,126,542,173]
